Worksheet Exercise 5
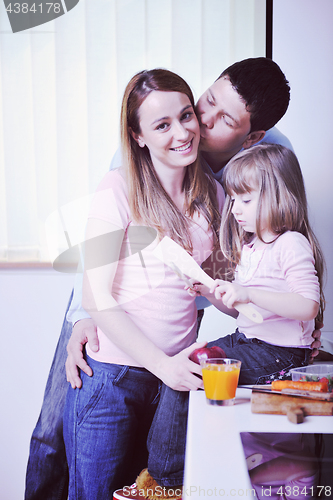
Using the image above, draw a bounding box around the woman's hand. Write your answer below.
[185,279,238,318]
[156,342,207,391]
[211,279,250,309]
[185,279,210,297]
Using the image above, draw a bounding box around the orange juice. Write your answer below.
[201,359,241,405]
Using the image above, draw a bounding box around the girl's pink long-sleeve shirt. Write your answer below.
[235,231,320,347]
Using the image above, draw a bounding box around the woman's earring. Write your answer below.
[130,128,145,148]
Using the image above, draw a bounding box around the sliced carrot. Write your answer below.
[271,380,328,393]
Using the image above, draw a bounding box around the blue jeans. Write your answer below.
[25,291,73,500]
[63,355,161,499]
[147,330,311,487]
[23,299,202,500]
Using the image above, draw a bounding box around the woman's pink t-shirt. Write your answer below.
[86,169,224,366]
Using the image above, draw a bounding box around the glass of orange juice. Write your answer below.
[200,358,241,406]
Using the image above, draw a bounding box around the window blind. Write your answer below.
[0,0,265,265]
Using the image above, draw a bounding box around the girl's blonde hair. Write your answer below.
[120,69,221,253]
[220,144,325,321]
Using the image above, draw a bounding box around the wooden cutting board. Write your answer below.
[251,390,333,423]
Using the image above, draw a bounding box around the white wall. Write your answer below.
[0,269,74,500]
[272,0,333,338]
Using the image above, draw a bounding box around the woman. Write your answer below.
[63,69,224,498]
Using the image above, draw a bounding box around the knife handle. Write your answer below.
[234,302,263,324]
[287,407,304,424]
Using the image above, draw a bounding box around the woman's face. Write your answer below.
[134,90,200,173]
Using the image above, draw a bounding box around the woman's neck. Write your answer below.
[154,165,187,212]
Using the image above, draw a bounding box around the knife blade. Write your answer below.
[153,236,263,324]
[238,385,333,401]
[169,262,196,288]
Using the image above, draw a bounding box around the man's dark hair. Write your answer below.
[218,57,290,132]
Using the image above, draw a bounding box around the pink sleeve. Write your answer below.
[277,232,320,303]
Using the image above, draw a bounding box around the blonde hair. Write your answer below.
[120,69,221,253]
[220,144,325,321]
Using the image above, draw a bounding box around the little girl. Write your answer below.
[198,143,325,384]
[196,143,325,500]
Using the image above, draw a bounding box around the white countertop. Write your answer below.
[183,388,333,499]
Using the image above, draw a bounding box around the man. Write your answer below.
[25,58,322,500]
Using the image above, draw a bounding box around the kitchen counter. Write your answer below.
[183,388,333,499]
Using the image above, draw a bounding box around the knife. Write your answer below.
[238,385,333,401]
[169,262,195,289]
[154,237,263,324]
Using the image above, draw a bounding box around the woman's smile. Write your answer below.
[135,90,200,173]
[170,138,194,153]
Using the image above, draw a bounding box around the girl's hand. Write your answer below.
[210,280,250,309]
[156,342,206,391]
